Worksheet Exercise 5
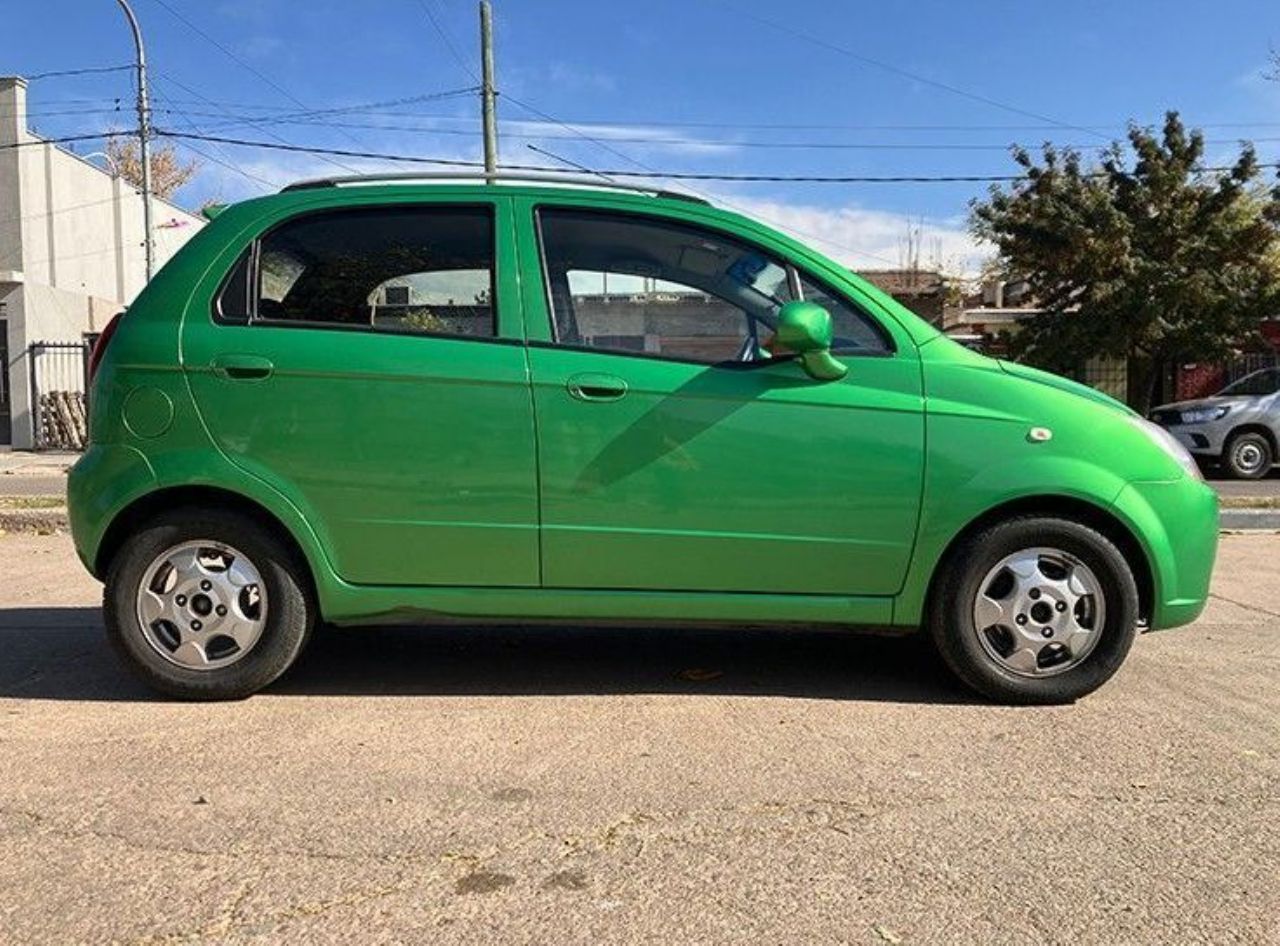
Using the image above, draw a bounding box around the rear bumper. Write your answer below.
[67,443,157,576]
[1113,477,1219,630]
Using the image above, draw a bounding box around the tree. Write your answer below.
[104,134,198,199]
[971,112,1280,410]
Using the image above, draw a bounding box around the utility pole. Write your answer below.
[115,0,154,282]
[479,0,497,181]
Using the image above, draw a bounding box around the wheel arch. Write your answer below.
[94,485,319,606]
[1225,423,1277,455]
[922,494,1155,625]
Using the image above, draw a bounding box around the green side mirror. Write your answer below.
[774,301,848,381]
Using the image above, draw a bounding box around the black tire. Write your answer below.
[1224,431,1273,480]
[104,508,314,700]
[928,516,1139,705]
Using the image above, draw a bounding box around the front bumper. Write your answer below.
[1161,423,1228,457]
[1113,476,1219,630]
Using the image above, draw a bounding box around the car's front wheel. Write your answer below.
[1224,431,1273,480]
[928,516,1139,704]
[104,509,314,700]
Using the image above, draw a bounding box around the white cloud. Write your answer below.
[714,194,989,275]
[177,140,991,277]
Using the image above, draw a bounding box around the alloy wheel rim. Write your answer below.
[135,541,268,671]
[971,547,1106,678]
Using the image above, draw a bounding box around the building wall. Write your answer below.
[0,76,204,447]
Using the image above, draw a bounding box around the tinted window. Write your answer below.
[252,206,495,337]
[539,210,794,364]
[216,248,253,322]
[797,272,890,354]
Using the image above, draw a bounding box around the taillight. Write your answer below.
[88,311,125,385]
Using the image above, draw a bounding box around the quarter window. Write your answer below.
[796,271,891,354]
[217,206,496,337]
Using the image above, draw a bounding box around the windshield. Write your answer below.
[1218,368,1280,397]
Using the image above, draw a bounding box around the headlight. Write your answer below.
[1131,417,1203,480]
[1180,405,1230,424]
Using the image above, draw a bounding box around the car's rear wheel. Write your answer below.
[105,509,313,700]
[1224,431,1273,480]
[928,516,1139,704]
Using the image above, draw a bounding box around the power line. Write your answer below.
[415,0,480,83]
[0,132,116,151]
[129,109,1280,154]
[150,85,281,192]
[26,64,133,80]
[154,71,360,175]
[144,0,367,168]
[153,130,1280,184]
[703,0,1112,142]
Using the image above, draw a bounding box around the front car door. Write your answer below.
[182,196,539,587]
[518,199,925,596]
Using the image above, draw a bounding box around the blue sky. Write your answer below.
[7,0,1280,271]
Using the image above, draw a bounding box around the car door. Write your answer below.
[182,197,539,587]
[520,201,924,596]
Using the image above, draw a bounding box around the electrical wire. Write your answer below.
[415,0,481,83]
[700,0,1111,142]
[26,65,133,80]
[155,130,1280,184]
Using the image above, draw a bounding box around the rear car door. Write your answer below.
[182,196,539,587]
[519,200,925,596]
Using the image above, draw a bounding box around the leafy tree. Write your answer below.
[971,113,1280,410]
[105,134,198,199]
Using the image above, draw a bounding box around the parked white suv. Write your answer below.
[1150,368,1280,479]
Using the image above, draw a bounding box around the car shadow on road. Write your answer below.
[0,607,977,705]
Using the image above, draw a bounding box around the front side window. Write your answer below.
[219,206,496,338]
[539,210,795,364]
[797,271,891,354]
[537,209,889,364]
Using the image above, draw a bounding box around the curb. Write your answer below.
[0,508,69,535]
[1220,509,1280,531]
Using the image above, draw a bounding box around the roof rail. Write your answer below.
[279,170,710,205]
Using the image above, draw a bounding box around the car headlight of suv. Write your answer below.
[1131,417,1203,480]
[1180,405,1231,424]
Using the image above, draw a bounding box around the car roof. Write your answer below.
[277,171,711,206]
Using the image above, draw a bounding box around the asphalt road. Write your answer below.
[0,533,1276,945]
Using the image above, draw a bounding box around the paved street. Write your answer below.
[0,532,1276,944]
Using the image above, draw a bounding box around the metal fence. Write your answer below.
[1224,351,1280,385]
[29,340,91,451]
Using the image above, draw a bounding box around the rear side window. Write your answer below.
[215,206,496,338]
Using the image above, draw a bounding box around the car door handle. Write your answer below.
[566,373,628,402]
[211,354,274,380]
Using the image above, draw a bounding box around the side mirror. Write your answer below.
[774,301,848,381]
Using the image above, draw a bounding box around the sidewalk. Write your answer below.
[0,448,79,477]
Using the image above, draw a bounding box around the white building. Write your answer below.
[0,75,204,448]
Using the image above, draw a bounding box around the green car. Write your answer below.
[68,173,1219,704]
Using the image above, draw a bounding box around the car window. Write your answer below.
[796,272,891,354]
[1219,368,1280,397]
[239,206,496,338]
[538,209,794,364]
